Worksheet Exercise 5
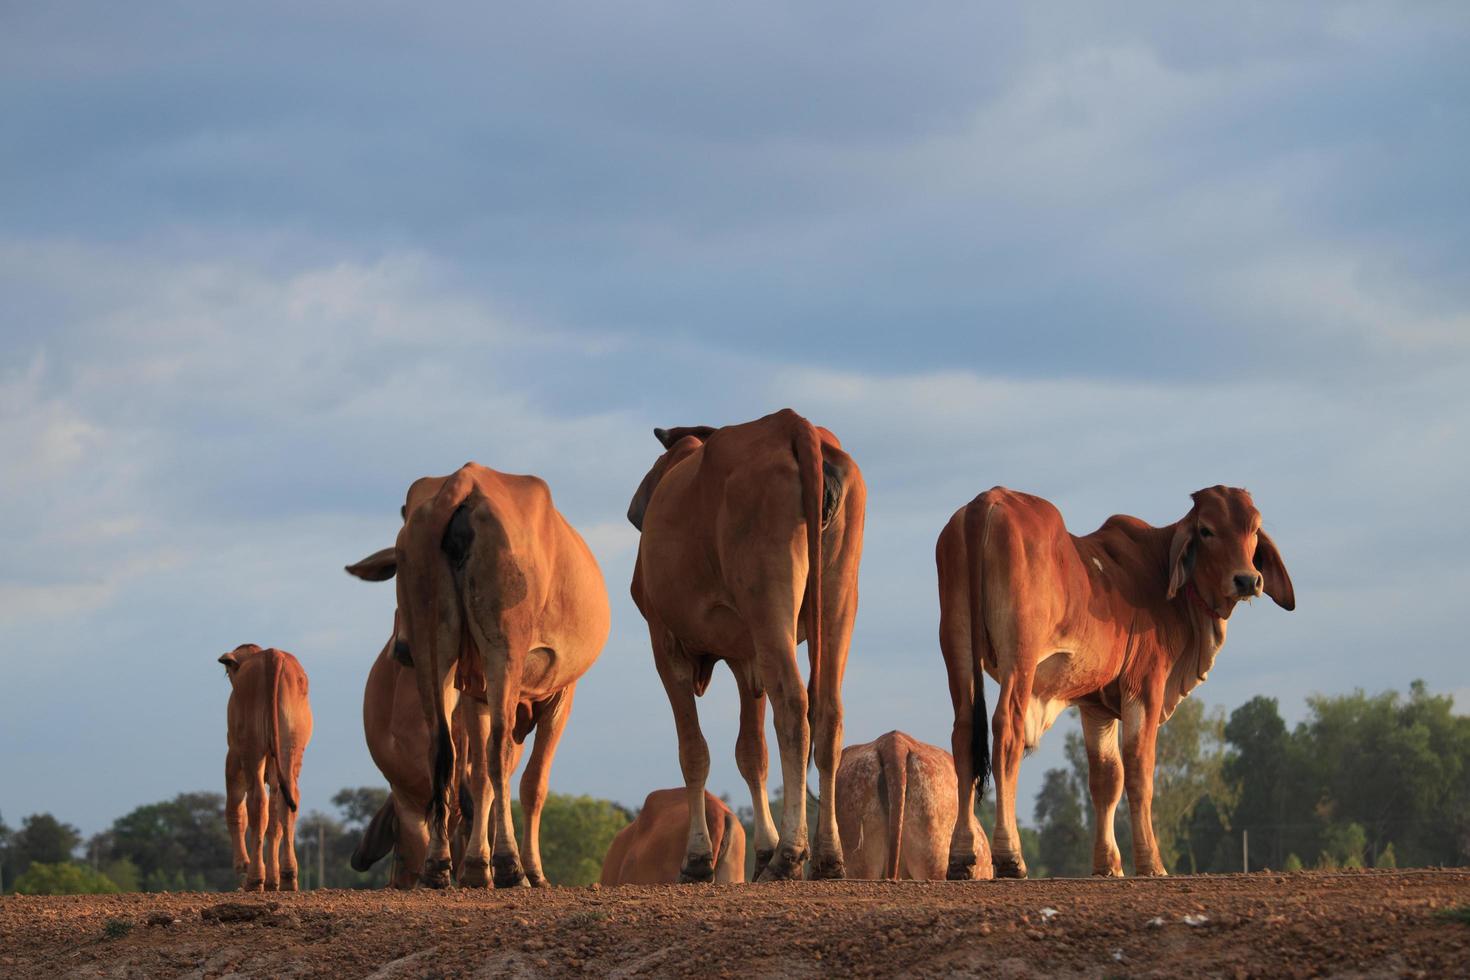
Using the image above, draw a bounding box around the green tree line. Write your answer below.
[1030,681,1470,876]
[0,789,628,895]
[4,682,1465,892]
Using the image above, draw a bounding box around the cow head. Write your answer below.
[218,643,263,681]
[626,425,715,530]
[1167,486,1295,618]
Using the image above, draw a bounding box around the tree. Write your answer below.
[1034,768,1090,877]
[331,787,389,830]
[0,811,11,891]
[5,813,82,884]
[1223,696,1294,870]
[514,793,632,886]
[1297,682,1470,867]
[13,861,120,895]
[105,792,234,891]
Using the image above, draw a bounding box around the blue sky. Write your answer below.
[2,2,1468,837]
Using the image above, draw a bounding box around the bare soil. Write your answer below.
[2,869,1467,978]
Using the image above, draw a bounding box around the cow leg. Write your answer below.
[225,750,249,886]
[938,544,993,880]
[263,780,284,891]
[1079,704,1125,877]
[519,687,573,887]
[652,629,716,883]
[990,665,1033,879]
[732,662,779,878]
[243,761,269,891]
[1122,694,1168,876]
[459,699,494,888]
[400,546,463,889]
[808,577,856,881]
[754,632,811,882]
[279,789,301,891]
[391,791,427,889]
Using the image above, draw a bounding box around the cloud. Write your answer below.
[1,3,1467,834]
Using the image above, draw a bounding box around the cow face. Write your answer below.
[1167,486,1295,618]
[626,425,714,530]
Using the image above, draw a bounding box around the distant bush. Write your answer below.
[1283,853,1303,872]
[1375,843,1397,869]
[14,862,121,895]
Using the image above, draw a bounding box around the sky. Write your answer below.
[2,2,1468,839]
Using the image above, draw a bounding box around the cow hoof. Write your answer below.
[679,853,715,884]
[460,858,490,889]
[810,855,845,880]
[756,844,808,882]
[243,878,265,892]
[753,849,776,881]
[993,858,1028,879]
[264,880,279,892]
[493,857,528,889]
[1136,866,1168,878]
[526,873,549,889]
[1092,867,1124,879]
[420,858,453,889]
[946,856,978,881]
[278,873,298,892]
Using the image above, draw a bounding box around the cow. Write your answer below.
[938,485,1295,880]
[349,613,492,887]
[346,463,611,888]
[600,789,746,885]
[627,408,865,882]
[836,731,975,880]
[219,644,313,892]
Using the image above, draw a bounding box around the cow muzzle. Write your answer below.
[1232,571,1264,598]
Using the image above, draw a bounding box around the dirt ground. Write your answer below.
[2,869,1466,979]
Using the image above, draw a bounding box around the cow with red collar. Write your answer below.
[938,485,1294,879]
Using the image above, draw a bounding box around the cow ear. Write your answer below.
[1255,529,1295,611]
[654,425,715,449]
[218,651,241,675]
[1166,523,1196,599]
[627,465,660,531]
[346,547,397,581]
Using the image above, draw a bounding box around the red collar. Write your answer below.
[1184,582,1220,619]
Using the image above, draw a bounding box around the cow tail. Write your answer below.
[269,651,297,812]
[881,737,907,880]
[351,798,399,872]
[963,499,992,798]
[793,416,824,726]
[712,806,734,877]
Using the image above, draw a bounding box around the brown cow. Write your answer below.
[219,644,313,892]
[600,789,746,885]
[836,731,974,880]
[350,613,492,887]
[347,463,610,888]
[627,409,865,881]
[939,485,1294,879]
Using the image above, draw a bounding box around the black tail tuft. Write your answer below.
[972,678,990,797]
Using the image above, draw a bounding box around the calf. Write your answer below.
[220,644,313,891]
[600,789,745,885]
[836,731,976,880]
